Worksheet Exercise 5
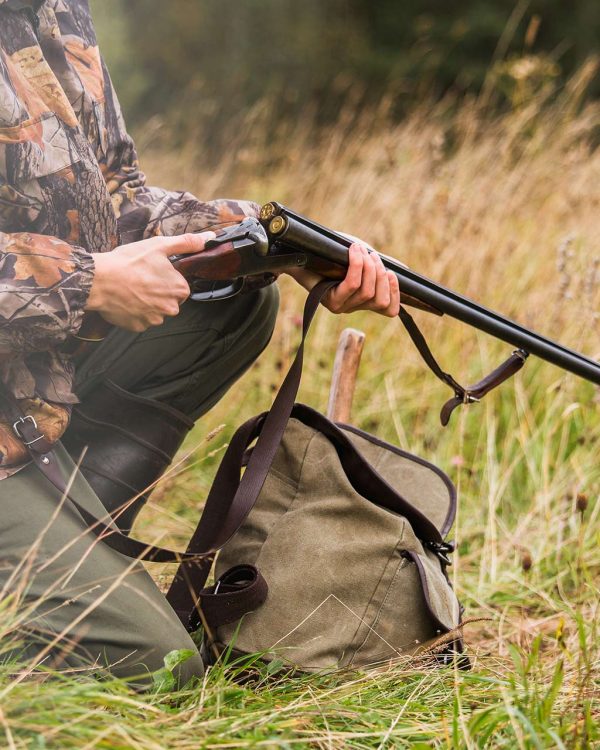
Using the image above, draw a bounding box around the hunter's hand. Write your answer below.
[86,232,216,332]
[289,242,401,317]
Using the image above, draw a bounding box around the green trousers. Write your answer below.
[0,285,279,687]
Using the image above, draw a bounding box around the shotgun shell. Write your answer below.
[269,216,287,235]
[260,202,278,221]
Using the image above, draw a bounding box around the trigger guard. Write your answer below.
[189,278,244,302]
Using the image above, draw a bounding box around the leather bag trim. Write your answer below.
[337,423,457,537]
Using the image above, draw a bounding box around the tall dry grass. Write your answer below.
[1,64,599,747]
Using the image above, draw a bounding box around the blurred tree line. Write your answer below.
[91,0,599,136]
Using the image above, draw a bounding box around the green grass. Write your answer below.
[1,72,599,747]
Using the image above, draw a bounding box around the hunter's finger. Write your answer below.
[158,231,217,255]
[329,244,364,306]
[369,253,391,311]
[387,271,401,316]
[346,245,376,306]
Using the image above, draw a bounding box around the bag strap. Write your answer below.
[166,280,335,626]
[0,281,335,629]
[398,306,528,425]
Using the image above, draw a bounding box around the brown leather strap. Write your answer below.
[399,306,528,425]
[439,349,528,426]
[166,281,335,627]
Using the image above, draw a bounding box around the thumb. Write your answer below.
[159,231,217,256]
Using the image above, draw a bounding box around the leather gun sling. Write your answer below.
[398,306,528,425]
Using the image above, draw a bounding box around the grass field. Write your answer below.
[1,68,599,748]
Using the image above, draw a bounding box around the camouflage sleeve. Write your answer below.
[104,125,260,242]
[96,52,259,242]
[114,183,261,246]
[0,232,95,355]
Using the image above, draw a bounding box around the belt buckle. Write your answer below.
[12,414,38,440]
[12,415,45,448]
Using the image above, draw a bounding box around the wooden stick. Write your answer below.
[327,328,366,424]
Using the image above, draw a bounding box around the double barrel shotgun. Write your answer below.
[71,202,600,423]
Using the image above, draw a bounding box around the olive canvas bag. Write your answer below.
[210,406,461,670]
[165,282,466,671]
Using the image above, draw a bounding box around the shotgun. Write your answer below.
[72,202,600,421]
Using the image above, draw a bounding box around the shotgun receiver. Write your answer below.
[72,201,600,420]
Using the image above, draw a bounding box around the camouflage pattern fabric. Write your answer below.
[0,0,259,477]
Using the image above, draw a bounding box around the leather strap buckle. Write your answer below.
[12,415,45,446]
[512,348,529,362]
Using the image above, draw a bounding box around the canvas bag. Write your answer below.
[211,407,461,670]
[166,281,464,671]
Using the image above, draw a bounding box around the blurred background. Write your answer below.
[91,0,598,152]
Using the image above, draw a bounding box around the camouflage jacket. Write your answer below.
[0,0,258,478]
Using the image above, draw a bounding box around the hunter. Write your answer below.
[0,0,400,685]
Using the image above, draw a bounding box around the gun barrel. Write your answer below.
[264,206,600,387]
